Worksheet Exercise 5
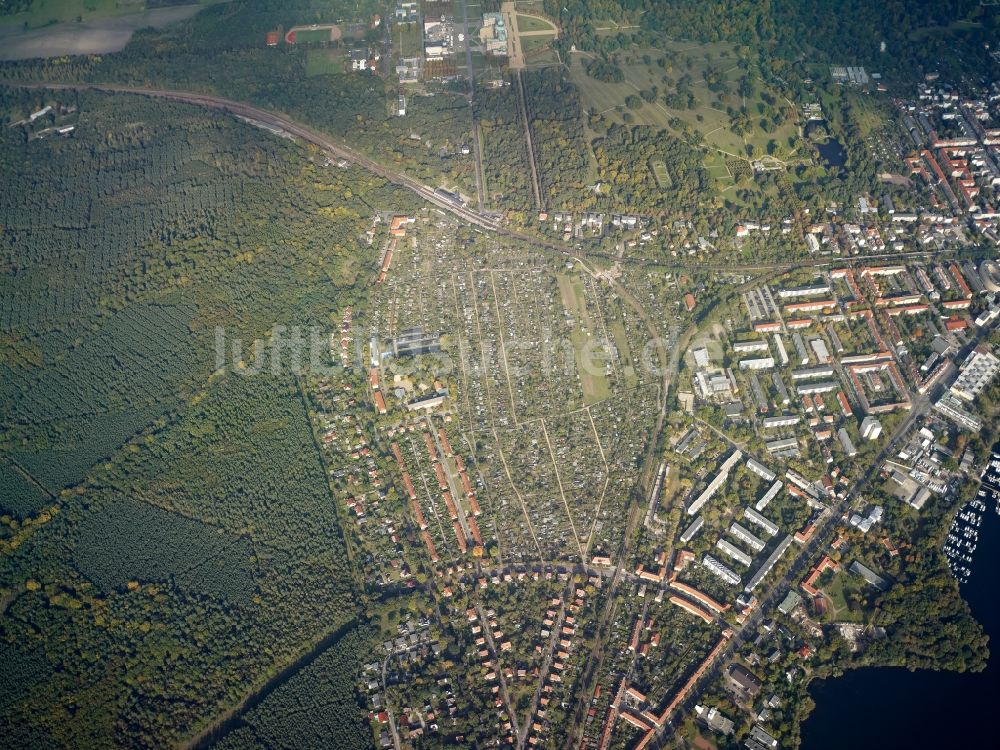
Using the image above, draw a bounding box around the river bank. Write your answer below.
[800,495,999,748]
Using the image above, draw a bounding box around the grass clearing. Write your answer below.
[0,0,144,29]
[821,572,867,624]
[559,273,611,404]
[516,13,556,33]
[571,40,804,193]
[395,20,423,58]
[521,33,555,55]
[649,158,672,188]
[305,49,345,77]
[610,321,638,390]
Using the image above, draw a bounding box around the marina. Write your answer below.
[802,450,1000,749]
[942,452,1000,584]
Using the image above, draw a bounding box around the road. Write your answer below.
[455,0,486,209]
[514,70,544,211]
[645,391,934,747]
[381,654,403,750]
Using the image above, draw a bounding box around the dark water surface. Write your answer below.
[801,504,1000,749]
[815,138,847,168]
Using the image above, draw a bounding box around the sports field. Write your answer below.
[649,159,672,188]
[286,24,342,44]
[305,49,345,77]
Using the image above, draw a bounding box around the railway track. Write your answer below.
[9,82,993,275]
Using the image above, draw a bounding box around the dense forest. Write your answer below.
[0,88,419,746]
[590,123,708,214]
[523,69,591,209]
[474,83,535,210]
[0,0,476,197]
[211,623,377,750]
[545,0,999,86]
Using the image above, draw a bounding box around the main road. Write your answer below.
[10,82,993,274]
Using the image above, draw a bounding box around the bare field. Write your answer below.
[0,5,202,59]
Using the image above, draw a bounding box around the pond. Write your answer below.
[815,138,847,168]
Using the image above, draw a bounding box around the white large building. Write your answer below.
[716,538,753,567]
[776,284,831,299]
[743,507,779,537]
[687,450,743,515]
[950,347,1000,402]
[702,554,742,586]
[756,480,783,511]
[729,522,766,552]
[739,357,775,371]
[746,458,776,482]
[773,334,789,365]
[860,415,882,440]
[733,340,770,353]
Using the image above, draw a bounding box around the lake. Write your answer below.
[800,498,1000,749]
[0,5,202,60]
[815,138,847,168]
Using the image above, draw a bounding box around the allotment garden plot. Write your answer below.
[376,223,659,564]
